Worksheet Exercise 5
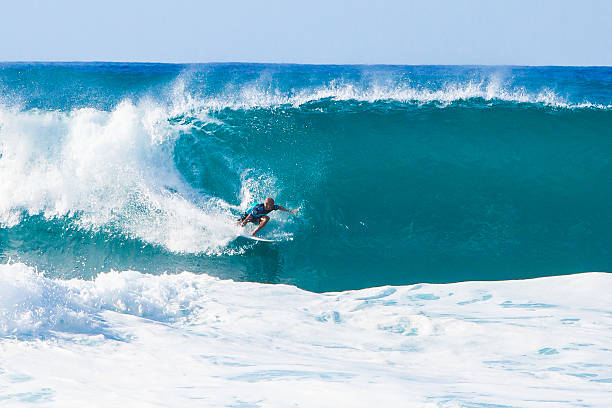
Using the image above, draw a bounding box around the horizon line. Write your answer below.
[1,60,611,68]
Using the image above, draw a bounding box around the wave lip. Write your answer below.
[1,263,611,407]
[173,76,612,112]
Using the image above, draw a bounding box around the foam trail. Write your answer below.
[1,263,611,407]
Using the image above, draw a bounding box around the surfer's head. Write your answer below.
[264,197,275,210]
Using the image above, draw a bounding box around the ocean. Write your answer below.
[0,63,611,407]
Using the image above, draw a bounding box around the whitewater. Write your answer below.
[1,63,611,406]
[1,263,611,407]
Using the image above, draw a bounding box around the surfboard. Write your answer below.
[239,234,275,243]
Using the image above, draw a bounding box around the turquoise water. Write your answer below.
[0,63,611,291]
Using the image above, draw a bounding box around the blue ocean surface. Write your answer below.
[1,63,612,408]
[0,63,611,292]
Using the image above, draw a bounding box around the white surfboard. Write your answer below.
[239,234,275,243]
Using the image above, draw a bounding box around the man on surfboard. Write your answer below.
[238,197,298,236]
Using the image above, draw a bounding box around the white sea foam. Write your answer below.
[0,102,253,254]
[0,262,610,407]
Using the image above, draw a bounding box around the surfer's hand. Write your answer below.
[290,208,299,214]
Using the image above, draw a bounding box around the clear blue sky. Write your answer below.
[2,0,611,65]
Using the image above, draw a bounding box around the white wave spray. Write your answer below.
[0,101,245,254]
[170,73,612,111]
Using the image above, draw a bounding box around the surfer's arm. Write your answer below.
[240,214,254,226]
[277,205,299,214]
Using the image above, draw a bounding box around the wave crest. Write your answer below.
[171,75,612,111]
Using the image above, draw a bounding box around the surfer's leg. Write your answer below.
[251,216,269,236]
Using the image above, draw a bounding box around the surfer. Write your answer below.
[238,197,299,236]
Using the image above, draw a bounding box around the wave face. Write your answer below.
[1,63,612,291]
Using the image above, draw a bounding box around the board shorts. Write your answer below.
[239,213,264,224]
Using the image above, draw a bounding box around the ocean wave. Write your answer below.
[1,68,611,284]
